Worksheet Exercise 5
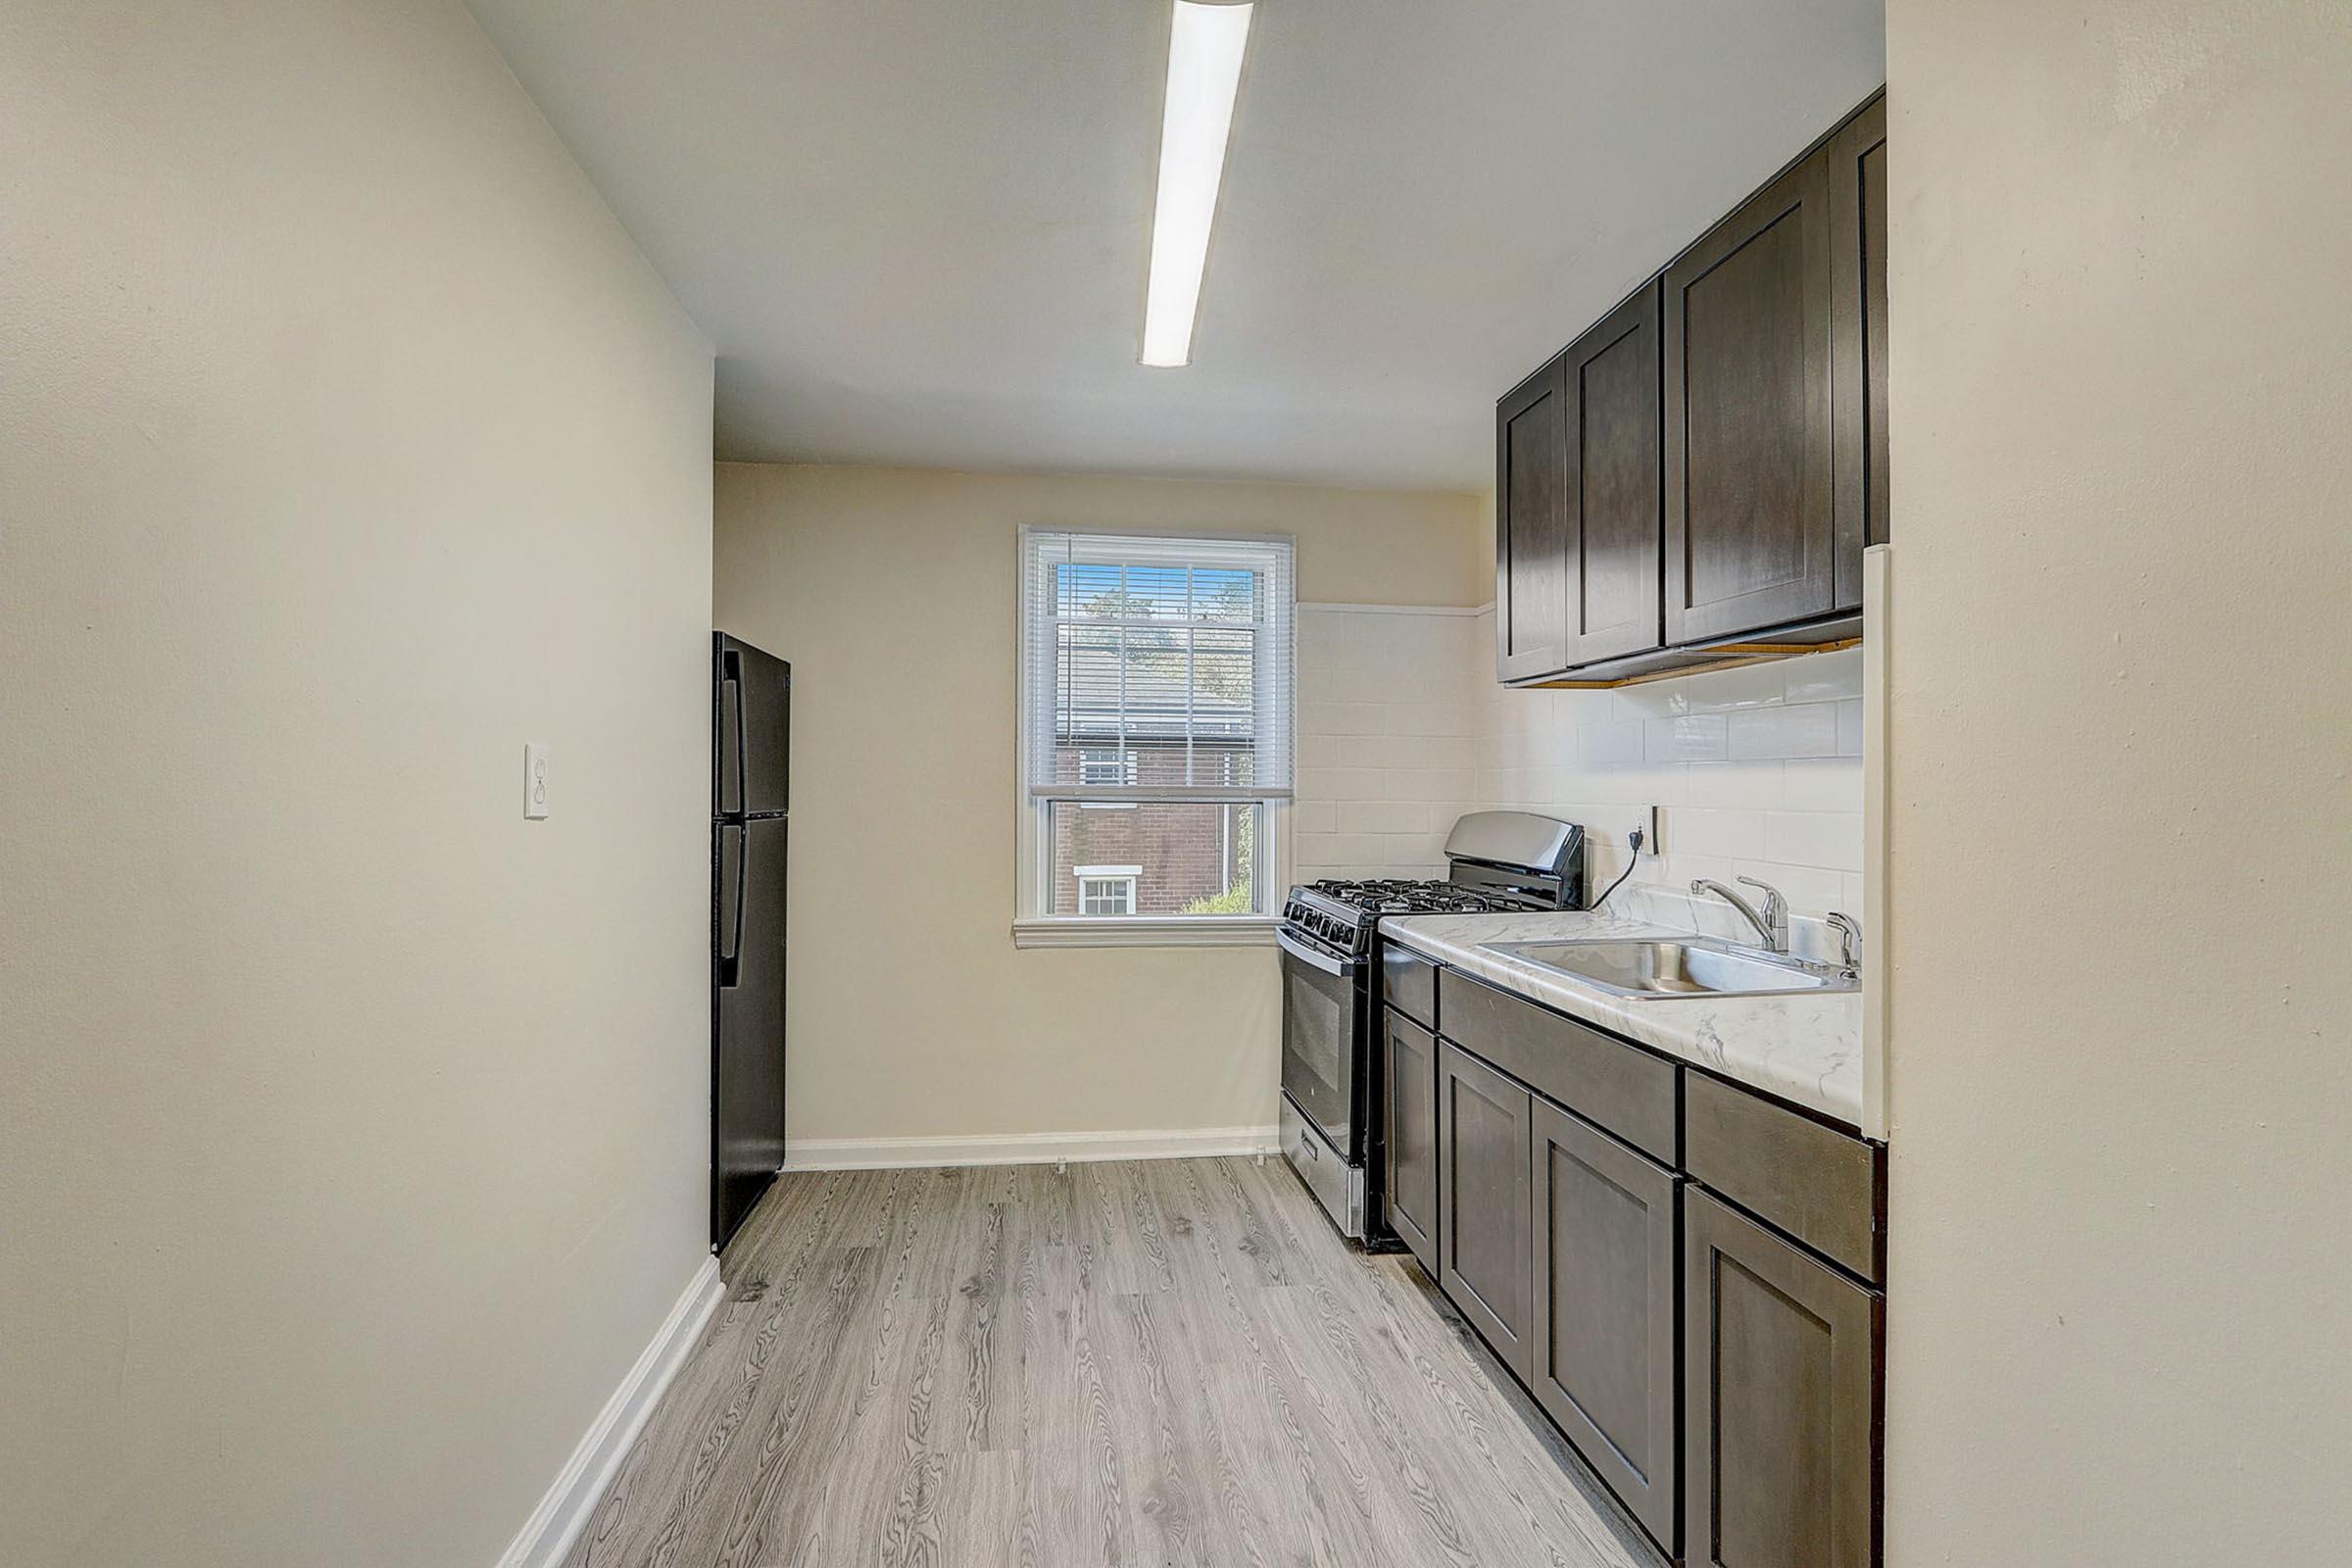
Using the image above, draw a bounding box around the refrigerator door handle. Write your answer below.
[721,649,749,818]
[717,822,747,987]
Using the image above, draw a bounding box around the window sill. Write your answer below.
[1011,916,1280,951]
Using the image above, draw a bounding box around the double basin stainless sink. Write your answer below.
[1476,935,1859,1000]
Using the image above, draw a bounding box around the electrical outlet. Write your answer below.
[1634,805,1661,856]
[523,743,550,820]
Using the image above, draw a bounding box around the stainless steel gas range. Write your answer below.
[1275,811,1585,1243]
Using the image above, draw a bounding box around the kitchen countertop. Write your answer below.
[1380,905,1866,1131]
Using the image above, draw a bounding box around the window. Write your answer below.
[1078,748,1139,786]
[1016,529,1294,946]
[1074,865,1141,915]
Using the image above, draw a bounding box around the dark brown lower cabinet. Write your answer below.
[1437,1042,1532,1379]
[1384,1008,1439,1273]
[1685,1188,1882,1568]
[1529,1100,1681,1552]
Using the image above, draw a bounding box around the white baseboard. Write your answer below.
[497,1253,725,1568]
[780,1124,1280,1173]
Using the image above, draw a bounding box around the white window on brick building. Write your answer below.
[1078,748,1139,786]
[1073,865,1141,915]
[1015,529,1295,944]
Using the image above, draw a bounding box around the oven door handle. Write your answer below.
[1276,925,1359,977]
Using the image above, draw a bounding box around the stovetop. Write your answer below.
[1298,878,1525,917]
[1281,876,1541,958]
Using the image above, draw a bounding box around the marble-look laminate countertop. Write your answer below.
[1380,906,1865,1131]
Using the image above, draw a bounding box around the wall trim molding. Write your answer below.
[1010,915,1278,950]
[781,1124,1282,1172]
[497,1254,725,1568]
[1298,600,1490,617]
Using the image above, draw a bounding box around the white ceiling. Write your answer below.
[466,1,1885,491]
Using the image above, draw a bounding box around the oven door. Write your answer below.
[1277,925,1364,1156]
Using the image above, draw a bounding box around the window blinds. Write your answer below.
[1021,530,1294,801]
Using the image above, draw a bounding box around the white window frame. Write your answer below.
[1073,864,1142,916]
[1013,528,1292,949]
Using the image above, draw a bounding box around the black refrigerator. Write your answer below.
[711,632,789,1250]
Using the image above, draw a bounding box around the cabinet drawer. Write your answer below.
[1438,969,1678,1163]
[1382,944,1438,1031]
[1684,1069,1883,1281]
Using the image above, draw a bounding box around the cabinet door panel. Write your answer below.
[1437,1043,1532,1377]
[1565,282,1664,664]
[1385,1009,1439,1273]
[1685,1189,1880,1568]
[1531,1100,1680,1551]
[1832,94,1890,607]
[1495,358,1571,680]
[1665,151,1836,644]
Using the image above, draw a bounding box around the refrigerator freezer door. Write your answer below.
[714,633,791,819]
[712,814,788,1250]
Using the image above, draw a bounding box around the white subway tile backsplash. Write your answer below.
[1671,808,1769,859]
[1292,831,1338,865]
[1338,801,1428,835]
[1783,647,1864,704]
[1404,701,1475,737]
[1298,606,1869,906]
[1765,810,1865,871]
[1685,760,1788,809]
[1581,719,1645,766]
[1728,702,1842,760]
[1782,757,1864,812]
[1836,699,1866,757]
[1673,662,1792,714]
[1383,767,1474,803]
[1296,607,1485,879]
[1319,768,1388,802]
[1646,713,1731,762]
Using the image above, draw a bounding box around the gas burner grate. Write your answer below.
[1301,879,1527,916]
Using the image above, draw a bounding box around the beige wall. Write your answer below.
[713,464,1481,1147]
[0,5,712,1565]
[1883,3,2352,1562]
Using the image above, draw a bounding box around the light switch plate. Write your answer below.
[523,743,550,819]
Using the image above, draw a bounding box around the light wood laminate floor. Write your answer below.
[562,1157,1656,1568]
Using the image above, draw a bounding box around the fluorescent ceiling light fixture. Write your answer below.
[1141,0,1253,368]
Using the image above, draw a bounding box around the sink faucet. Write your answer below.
[1825,910,1863,976]
[1691,877,1788,954]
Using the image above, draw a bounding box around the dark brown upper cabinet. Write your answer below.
[1493,92,1886,682]
[1664,147,1838,645]
[1561,281,1665,666]
[1831,93,1890,608]
[1494,356,1571,681]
